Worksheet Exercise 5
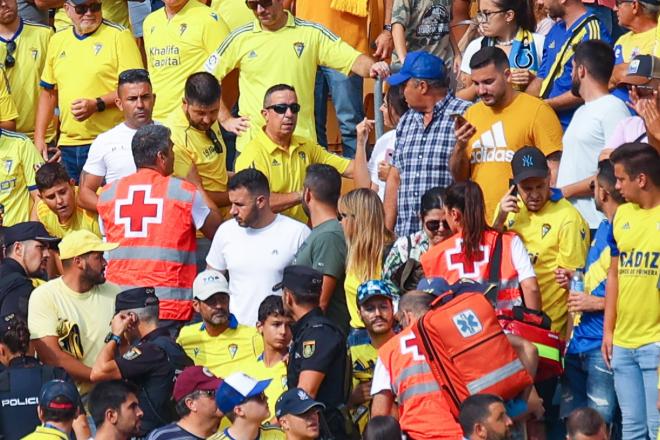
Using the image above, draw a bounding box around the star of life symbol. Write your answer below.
[445,238,489,278]
[453,309,483,337]
[115,185,164,238]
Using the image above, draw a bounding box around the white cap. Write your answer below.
[193,269,230,301]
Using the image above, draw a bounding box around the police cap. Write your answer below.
[272,265,323,295]
[115,287,159,314]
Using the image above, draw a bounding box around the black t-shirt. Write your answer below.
[287,308,348,408]
[0,259,36,319]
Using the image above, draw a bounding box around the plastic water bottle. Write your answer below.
[570,269,584,293]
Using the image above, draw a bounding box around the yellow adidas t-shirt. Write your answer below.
[499,190,589,336]
[204,11,361,151]
[209,0,253,31]
[614,27,656,64]
[235,130,350,223]
[238,353,288,421]
[176,318,263,378]
[0,130,43,226]
[609,203,660,349]
[0,20,56,140]
[53,0,130,32]
[36,187,101,238]
[464,92,563,222]
[40,21,143,145]
[28,277,120,395]
[143,0,228,122]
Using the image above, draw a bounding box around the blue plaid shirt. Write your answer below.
[392,94,471,237]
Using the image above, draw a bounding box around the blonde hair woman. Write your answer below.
[338,188,394,335]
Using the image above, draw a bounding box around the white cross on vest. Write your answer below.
[115,185,164,238]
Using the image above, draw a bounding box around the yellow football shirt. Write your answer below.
[209,427,285,440]
[0,20,56,141]
[235,129,350,222]
[167,107,228,193]
[209,0,253,31]
[238,353,288,421]
[464,92,563,222]
[204,11,362,151]
[53,1,130,31]
[349,334,378,433]
[614,27,656,64]
[0,68,17,124]
[499,190,589,336]
[22,426,69,440]
[609,203,660,349]
[143,0,229,122]
[0,130,43,226]
[40,21,143,146]
[176,317,264,378]
[36,187,101,238]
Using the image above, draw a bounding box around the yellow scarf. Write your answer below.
[330,0,368,17]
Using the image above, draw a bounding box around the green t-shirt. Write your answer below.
[293,219,349,335]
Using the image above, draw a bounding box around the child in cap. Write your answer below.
[275,388,325,440]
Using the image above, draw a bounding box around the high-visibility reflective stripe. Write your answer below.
[109,246,196,266]
[394,363,433,391]
[167,178,194,202]
[399,380,440,405]
[466,359,526,395]
[499,278,520,291]
[99,182,117,203]
[534,343,561,362]
[117,284,192,301]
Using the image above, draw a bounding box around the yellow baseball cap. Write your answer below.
[59,230,119,260]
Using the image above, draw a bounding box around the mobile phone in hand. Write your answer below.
[509,179,518,197]
[450,113,468,129]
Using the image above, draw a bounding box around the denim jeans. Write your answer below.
[612,342,660,440]
[60,144,91,184]
[314,66,364,159]
[560,348,618,423]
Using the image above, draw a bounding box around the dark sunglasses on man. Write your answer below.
[206,129,223,154]
[245,0,272,10]
[425,219,449,233]
[70,1,102,15]
[266,103,301,115]
[4,41,15,69]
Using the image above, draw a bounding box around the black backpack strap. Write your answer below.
[633,132,647,143]
[486,233,503,306]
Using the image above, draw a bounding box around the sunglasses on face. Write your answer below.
[4,40,15,69]
[70,2,102,14]
[425,219,449,233]
[266,103,301,114]
[245,0,272,10]
[195,389,216,399]
[206,129,223,154]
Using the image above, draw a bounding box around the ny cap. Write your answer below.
[173,366,223,402]
[388,51,446,86]
[272,265,323,295]
[619,55,660,86]
[115,287,159,314]
[58,230,118,260]
[193,269,230,301]
[2,221,59,247]
[416,277,451,295]
[215,372,271,414]
[275,388,325,418]
[357,280,396,306]
[511,146,549,184]
[39,380,80,411]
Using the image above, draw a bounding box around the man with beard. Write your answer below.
[450,46,563,221]
[458,394,513,440]
[557,40,630,234]
[206,169,309,325]
[89,381,144,440]
[28,230,121,396]
[177,269,262,378]
[0,222,59,319]
[349,280,396,434]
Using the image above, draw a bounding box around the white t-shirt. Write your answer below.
[206,214,310,325]
[510,234,536,282]
[460,34,545,74]
[368,130,396,201]
[83,122,137,183]
[557,94,631,229]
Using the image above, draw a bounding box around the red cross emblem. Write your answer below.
[445,239,489,278]
[399,332,425,361]
[115,185,163,238]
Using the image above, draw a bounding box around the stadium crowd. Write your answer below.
[0,0,658,438]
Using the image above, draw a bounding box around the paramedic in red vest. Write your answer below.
[421,180,541,312]
[97,124,223,325]
[370,288,463,440]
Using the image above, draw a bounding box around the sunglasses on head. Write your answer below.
[70,2,102,15]
[425,219,449,232]
[245,0,272,10]
[4,41,15,69]
[266,103,301,114]
[206,129,223,154]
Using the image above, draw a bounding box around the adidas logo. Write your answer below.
[272,159,280,166]
[248,50,257,59]
[470,122,514,164]
[622,222,630,230]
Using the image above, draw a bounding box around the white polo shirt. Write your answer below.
[83,122,138,183]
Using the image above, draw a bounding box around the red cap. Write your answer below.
[173,366,222,402]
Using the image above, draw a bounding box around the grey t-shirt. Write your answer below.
[18,0,48,26]
[293,219,349,335]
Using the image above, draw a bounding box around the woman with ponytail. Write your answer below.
[421,181,541,311]
[458,0,545,100]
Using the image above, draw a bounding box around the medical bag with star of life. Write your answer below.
[412,277,534,418]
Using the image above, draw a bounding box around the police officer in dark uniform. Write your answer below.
[90,287,193,437]
[275,265,354,440]
[0,314,70,439]
[0,222,59,319]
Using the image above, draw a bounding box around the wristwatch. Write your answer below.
[95,97,106,112]
[104,332,121,345]
[383,24,392,32]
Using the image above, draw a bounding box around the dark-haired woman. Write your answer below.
[458,0,544,100]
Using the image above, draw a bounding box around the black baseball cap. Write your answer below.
[115,287,159,314]
[275,388,325,418]
[39,380,81,411]
[0,313,18,338]
[272,265,323,295]
[619,54,660,86]
[2,221,60,247]
[511,146,549,184]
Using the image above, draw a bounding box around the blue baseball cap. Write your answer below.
[39,380,80,411]
[388,51,446,86]
[215,372,271,414]
[275,388,325,418]
[357,280,396,306]
[416,277,451,295]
